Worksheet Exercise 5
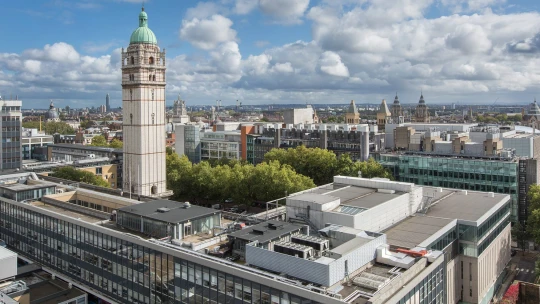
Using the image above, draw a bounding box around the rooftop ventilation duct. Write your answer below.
[183,202,191,208]
[157,207,170,213]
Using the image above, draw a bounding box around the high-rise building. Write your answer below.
[121,7,170,197]
[105,93,110,112]
[0,98,22,170]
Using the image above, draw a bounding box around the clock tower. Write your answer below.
[121,7,171,197]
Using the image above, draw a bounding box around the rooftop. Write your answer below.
[384,216,454,248]
[228,220,305,244]
[49,143,117,152]
[118,200,220,224]
[424,190,506,222]
[30,201,104,224]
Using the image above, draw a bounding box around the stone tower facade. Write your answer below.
[345,100,360,124]
[390,94,404,124]
[376,99,391,131]
[415,93,430,123]
[121,8,170,197]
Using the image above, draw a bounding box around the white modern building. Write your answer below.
[22,128,54,160]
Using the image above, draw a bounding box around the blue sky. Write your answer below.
[1,0,540,109]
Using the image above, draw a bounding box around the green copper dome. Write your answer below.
[130,8,157,45]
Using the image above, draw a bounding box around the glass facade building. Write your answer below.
[378,154,519,221]
[0,198,331,304]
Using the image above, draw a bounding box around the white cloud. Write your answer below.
[180,15,237,50]
[259,0,310,24]
[4,0,540,107]
[445,24,492,54]
[318,51,349,77]
[23,42,80,64]
[23,60,41,74]
[234,0,258,15]
[255,40,270,48]
[440,0,506,13]
[185,2,226,20]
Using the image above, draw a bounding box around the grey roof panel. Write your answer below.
[118,200,220,224]
[228,220,305,244]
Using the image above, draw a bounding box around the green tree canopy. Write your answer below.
[22,121,75,135]
[264,146,393,185]
[90,135,108,147]
[166,154,315,204]
[44,121,75,135]
[109,139,123,149]
[51,166,110,188]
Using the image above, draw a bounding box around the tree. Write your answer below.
[109,139,123,149]
[512,221,529,254]
[44,121,75,135]
[264,146,394,185]
[51,166,110,188]
[22,121,41,129]
[264,146,338,185]
[166,154,315,204]
[90,135,108,147]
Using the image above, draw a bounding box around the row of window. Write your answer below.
[1,116,20,121]
[0,200,321,304]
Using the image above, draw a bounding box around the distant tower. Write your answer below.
[121,7,170,197]
[390,94,403,123]
[345,100,360,124]
[105,93,110,112]
[414,93,430,123]
[377,99,391,131]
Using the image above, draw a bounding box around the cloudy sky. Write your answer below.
[1,0,540,109]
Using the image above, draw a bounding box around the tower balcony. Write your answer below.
[122,80,166,86]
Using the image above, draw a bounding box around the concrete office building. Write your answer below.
[0,98,22,170]
[283,106,315,125]
[22,128,54,160]
[0,173,510,304]
[378,123,540,223]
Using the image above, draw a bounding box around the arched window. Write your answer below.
[130,56,134,65]
[149,75,152,81]
[153,75,156,81]
[151,185,157,194]
[149,57,154,64]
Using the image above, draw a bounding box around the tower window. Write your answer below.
[130,89,133,101]
[153,75,156,81]
[130,113,133,125]
[149,75,152,81]
[152,113,155,125]
[130,56,134,65]
[151,89,154,101]
[149,57,154,64]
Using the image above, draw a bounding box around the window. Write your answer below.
[153,75,156,81]
[149,57,154,64]
[130,89,133,101]
[152,113,155,125]
[149,75,152,81]
[130,56,134,64]
[96,167,102,175]
[151,89,154,100]
[130,114,133,125]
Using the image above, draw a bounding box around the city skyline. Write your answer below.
[1,0,540,108]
